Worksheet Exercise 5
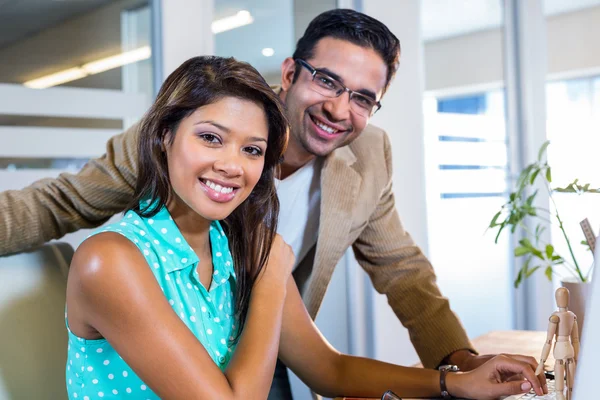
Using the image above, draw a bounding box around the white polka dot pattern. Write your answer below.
[66,206,238,399]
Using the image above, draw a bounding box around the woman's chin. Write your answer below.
[191,201,239,222]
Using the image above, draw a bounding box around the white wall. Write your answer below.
[160,0,213,78]
[546,7,600,77]
[425,6,600,92]
[425,28,503,92]
[361,0,427,366]
[293,0,337,42]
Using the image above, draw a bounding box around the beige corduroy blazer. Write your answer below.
[0,121,474,369]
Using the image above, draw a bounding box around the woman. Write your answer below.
[66,56,545,400]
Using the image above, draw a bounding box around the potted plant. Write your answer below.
[488,141,598,332]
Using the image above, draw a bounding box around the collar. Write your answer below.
[136,203,235,279]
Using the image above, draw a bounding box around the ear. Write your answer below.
[280,57,297,92]
[162,130,172,152]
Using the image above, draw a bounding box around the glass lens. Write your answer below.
[351,93,376,113]
[312,71,342,95]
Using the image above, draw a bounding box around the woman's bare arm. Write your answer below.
[278,279,545,399]
[67,232,287,400]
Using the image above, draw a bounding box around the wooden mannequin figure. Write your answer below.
[535,287,580,400]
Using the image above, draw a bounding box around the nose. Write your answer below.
[322,91,351,121]
[213,149,243,178]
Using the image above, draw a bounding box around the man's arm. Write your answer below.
[351,131,475,369]
[0,123,140,256]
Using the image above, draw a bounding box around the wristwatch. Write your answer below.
[438,364,459,399]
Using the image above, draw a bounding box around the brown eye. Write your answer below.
[244,146,263,157]
[198,133,221,144]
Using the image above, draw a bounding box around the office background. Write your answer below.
[0,0,598,398]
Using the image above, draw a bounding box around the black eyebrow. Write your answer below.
[248,136,268,144]
[355,89,378,100]
[195,121,267,143]
[316,68,378,100]
[194,120,231,132]
[318,67,344,83]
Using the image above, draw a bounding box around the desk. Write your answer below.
[335,330,551,400]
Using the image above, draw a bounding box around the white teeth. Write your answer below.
[314,119,338,134]
[203,179,235,194]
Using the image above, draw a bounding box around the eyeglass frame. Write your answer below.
[294,58,382,117]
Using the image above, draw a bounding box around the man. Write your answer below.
[1,9,543,399]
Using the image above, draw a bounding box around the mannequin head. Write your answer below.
[556,287,570,309]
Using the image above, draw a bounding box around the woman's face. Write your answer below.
[165,96,269,221]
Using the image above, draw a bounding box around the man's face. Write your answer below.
[280,37,388,158]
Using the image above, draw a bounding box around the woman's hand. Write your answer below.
[446,354,547,399]
[254,234,295,294]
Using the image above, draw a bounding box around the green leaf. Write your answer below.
[526,266,541,278]
[519,238,533,248]
[531,248,545,260]
[489,211,502,228]
[530,169,540,185]
[555,179,600,194]
[515,246,530,256]
[517,164,536,190]
[535,225,546,239]
[581,240,592,252]
[494,222,506,244]
[554,185,575,193]
[546,167,552,183]
[545,244,554,259]
[526,190,538,206]
[538,141,550,161]
[514,268,524,288]
[545,266,553,281]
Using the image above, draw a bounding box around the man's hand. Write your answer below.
[446,350,548,392]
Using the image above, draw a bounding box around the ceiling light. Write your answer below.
[261,48,275,57]
[212,10,254,34]
[82,46,151,74]
[23,46,152,89]
[23,67,87,89]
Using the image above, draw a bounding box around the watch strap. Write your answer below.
[440,368,452,399]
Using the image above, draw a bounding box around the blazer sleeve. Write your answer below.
[0,123,140,256]
[351,132,476,369]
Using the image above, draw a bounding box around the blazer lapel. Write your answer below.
[304,145,361,319]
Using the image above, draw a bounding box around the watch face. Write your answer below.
[439,364,459,372]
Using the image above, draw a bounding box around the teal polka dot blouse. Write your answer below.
[65,204,239,399]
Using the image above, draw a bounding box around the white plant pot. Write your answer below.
[561,280,593,338]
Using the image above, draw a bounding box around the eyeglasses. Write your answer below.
[295,59,382,117]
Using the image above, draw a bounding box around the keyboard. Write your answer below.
[504,379,561,400]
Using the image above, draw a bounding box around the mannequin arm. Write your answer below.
[535,314,559,375]
[571,316,580,362]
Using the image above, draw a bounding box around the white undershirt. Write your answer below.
[275,158,323,269]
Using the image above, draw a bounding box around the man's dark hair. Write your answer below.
[293,9,401,93]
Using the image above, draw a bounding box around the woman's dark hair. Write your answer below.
[293,9,401,93]
[128,56,289,335]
